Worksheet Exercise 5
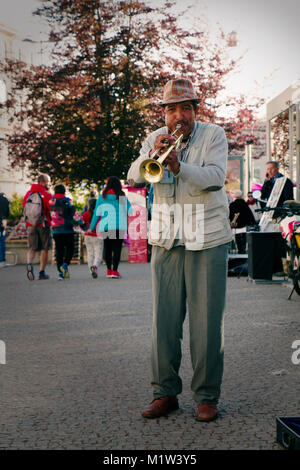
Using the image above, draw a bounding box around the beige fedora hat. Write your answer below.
[161,78,200,105]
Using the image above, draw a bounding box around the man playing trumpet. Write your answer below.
[128,78,232,422]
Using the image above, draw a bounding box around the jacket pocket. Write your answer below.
[155,183,175,199]
[202,217,225,235]
[149,203,173,242]
[188,184,204,197]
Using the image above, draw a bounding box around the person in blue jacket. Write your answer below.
[50,184,77,280]
[89,176,132,279]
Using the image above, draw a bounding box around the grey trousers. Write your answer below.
[150,243,228,405]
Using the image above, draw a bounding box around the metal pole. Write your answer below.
[266,119,271,160]
[296,103,300,201]
[289,105,294,180]
[249,143,253,190]
[244,145,249,196]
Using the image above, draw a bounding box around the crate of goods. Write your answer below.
[276,417,300,450]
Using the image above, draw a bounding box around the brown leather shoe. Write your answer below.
[196,404,218,422]
[141,396,179,419]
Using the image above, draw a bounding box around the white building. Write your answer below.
[266,80,300,200]
[0,22,43,199]
[227,120,267,196]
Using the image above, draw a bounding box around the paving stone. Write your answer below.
[0,264,299,450]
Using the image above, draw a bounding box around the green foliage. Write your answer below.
[70,189,86,214]
[70,184,99,213]
[0,1,239,186]
[8,193,23,221]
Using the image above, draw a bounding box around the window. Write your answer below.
[0,40,5,59]
[0,79,7,104]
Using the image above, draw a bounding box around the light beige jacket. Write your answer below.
[127,121,232,250]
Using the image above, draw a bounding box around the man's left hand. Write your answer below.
[163,149,180,175]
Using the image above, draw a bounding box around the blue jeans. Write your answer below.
[0,230,6,262]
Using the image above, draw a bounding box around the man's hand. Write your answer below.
[230,212,240,228]
[150,134,176,159]
[163,149,180,175]
[150,134,180,175]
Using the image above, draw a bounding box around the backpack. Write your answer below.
[50,197,73,229]
[23,192,44,226]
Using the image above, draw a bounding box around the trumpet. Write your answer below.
[139,124,183,183]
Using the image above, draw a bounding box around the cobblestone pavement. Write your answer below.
[0,262,299,450]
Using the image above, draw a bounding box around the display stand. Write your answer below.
[259,176,287,232]
[247,231,286,282]
[248,176,287,283]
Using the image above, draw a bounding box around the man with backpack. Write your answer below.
[50,184,77,280]
[23,174,52,280]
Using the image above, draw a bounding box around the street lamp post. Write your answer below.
[245,138,254,195]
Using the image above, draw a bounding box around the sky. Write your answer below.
[1,0,300,117]
[194,0,300,104]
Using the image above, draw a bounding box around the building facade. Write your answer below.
[0,23,42,199]
[266,80,300,200]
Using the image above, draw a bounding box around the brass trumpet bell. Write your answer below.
[139,130,183,184]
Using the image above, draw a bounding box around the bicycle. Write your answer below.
[256,201,300,299]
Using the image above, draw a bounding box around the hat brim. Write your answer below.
[160,97,200,106]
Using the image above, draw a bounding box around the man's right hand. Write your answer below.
[150,134,176,159]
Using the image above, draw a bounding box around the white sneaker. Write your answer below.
[0,261,6,268]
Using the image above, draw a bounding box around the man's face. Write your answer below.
[163,100,196,138]
[266,163,278,179]
[43,177,50,190]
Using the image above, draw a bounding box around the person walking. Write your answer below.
[81,190,98,214]
[23,174,52,280]
[81,198,103,279]
[0,193,10,268]
[50,184,77,280]
[89,176,132,279]
[127,78,232,422]
[229,189,256,254]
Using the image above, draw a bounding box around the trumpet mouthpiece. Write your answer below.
[171,124,181,136]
